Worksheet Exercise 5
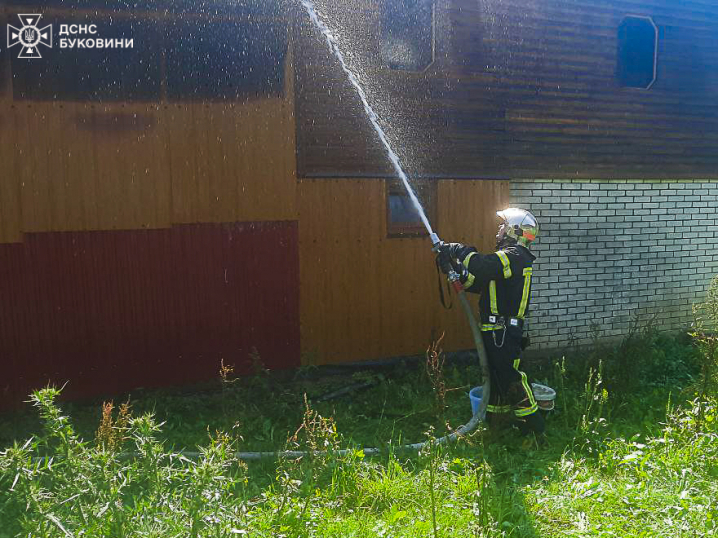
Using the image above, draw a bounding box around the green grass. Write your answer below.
[0,328,716,537]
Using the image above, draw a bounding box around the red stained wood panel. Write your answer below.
[0,221,300,409]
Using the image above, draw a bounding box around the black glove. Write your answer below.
[445,242,466,260]
[436,242,467,276]
[436,243,454,275]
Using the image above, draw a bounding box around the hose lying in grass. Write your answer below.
[176,412,483,460]
[29,413,482,471]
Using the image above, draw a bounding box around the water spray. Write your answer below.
[299,0,434,238]
[295,0,491,443]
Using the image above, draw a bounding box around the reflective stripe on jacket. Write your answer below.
[454,244,536,327]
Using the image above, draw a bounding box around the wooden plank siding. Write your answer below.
[3,99,295,237]
[294,0,718,179]
[0,10,22,244]
[12,103,172,234]
[298,178,509,364]
[2,98,296,237]
[165,97,297,225]
[0,7,305,405]
[0,8,297,242]
[0,222,301,409]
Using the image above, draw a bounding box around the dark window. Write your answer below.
[11,16,162,101]
[617,16,657,89]
[381,0,434,71]
[386,179,436,237]
[165,19,286,101]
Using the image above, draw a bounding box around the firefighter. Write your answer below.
[437,208,544,435]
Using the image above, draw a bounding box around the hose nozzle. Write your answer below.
[429,232,441,251]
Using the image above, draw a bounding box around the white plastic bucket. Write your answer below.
[531,383,556,411]
[470,383,556,414]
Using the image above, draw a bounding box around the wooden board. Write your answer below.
[0,29,296,243]
[0,221,300,410]
[298,178,509,364]
[295,0,718,180]
[0,12,22,244]
[15,102,172,233]
[166,98,296,225]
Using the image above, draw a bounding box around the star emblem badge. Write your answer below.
[8,14,53,59]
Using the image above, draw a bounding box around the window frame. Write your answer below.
[380,0,436,74]
[616,14,658,90]
[385,178,437,239]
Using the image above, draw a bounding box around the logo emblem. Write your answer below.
[8,14,53,59]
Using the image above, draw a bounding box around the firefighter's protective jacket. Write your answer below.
[453,244,536,328]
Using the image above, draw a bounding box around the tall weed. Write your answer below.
[692,274,718,399]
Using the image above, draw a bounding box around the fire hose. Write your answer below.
[429,232,491,423]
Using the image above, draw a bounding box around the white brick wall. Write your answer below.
[510,179,718,350]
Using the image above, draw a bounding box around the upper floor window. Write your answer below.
[380,0,434,72]
[617,16,658,89]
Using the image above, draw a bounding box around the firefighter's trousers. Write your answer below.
[481,329,539,419]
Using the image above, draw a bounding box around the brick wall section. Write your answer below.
[510,179,718,350]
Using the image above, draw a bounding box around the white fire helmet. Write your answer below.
[496,208,539,248]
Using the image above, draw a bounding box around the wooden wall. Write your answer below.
[0,13,296,244]
[298,178,509,364]
[0,9,305,404]
[1,99,296,242]
[0,1,514,376]
[0,13,20,244]
[294,0,718,179]
[0,222,301,409]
